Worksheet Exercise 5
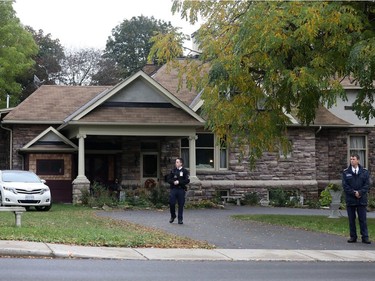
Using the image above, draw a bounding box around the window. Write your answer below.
[279,140,293,160]
[349,135,367,168]
[36,159,64,175]
[181,133,227,170]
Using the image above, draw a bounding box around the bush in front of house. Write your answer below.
[269,188,301,207]
[81,181,119,208]
[243,192,259,206]
[318,183,345,209]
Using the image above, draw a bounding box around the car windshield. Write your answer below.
[2,171,41,183]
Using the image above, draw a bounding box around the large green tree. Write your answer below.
[0,1,38,108]
[93,15,179,84]
[17,27,65,101]
[149,0,375,164]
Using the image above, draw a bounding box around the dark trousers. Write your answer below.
[347,205,369,240]
[169,188,185,220]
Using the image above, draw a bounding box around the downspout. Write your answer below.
[315,126,322,135]
[0,114,12,169]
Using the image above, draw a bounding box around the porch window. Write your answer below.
[181,133,228,170]
[349,135,367,168]
[37,159,64,175]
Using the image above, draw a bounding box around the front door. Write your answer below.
[141,152,159,187]
[85,155,115,186]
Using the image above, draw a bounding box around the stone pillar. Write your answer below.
[72,134,90,204]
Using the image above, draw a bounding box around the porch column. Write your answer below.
[72,134,90,204]
[76,134,87,180]
[188,135,198,182]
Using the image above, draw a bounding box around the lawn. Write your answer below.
[232,214,375,237]
[0,204,212,249]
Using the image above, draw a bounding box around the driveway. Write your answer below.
[98,206,375,250]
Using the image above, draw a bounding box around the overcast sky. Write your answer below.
[13,0,199,50]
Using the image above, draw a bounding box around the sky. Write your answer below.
[13,0,199,50]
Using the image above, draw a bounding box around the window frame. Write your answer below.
[36,159,64,175]
[348,135,368,168]
[181,133,228,171]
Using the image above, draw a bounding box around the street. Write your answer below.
[0,258,374,281]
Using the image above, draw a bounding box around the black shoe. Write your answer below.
[347,238,357,243]
[169,217,176,223]
[178,220,183,224]
[362,238,371,244]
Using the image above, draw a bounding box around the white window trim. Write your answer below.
[348,134,368,168]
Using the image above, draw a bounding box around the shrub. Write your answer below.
[319,188,331,207]
[269,188,302,207]
[243,192,259,206]
[82,181,119,208]
[149,186,169,208]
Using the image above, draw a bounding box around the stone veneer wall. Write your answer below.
[0,128,10,169]
[120,136,180,188]
[11,125,50,169]
[190,127,319,201]
[316,127,375,189]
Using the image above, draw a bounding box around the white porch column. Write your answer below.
[72,134,89,204]
[188,135,198,181]
[75,134,88,181]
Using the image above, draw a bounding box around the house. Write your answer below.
[0,63,374,204]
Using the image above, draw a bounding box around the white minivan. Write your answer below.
[0,170,52,211]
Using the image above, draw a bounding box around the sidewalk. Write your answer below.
[1,240,375,261]
[1,206,375,261]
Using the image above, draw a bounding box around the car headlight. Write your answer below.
[40,187,50,195]
[3,186,17,194]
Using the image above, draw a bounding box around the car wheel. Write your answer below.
[35,204,52,211]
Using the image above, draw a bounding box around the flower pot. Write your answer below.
[328,190,342,218]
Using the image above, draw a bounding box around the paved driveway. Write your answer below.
[98,206,375,250]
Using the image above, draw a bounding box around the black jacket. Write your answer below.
[167,167,190,190]
[342,164,369,206]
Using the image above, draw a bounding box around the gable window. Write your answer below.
[181,133,227,170]
[349,135,367,168]
[37,159,64,175]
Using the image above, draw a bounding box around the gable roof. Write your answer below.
[3,71,205,128]
[58,70,204,129]
[19,126,78,152]
[151,60,199,107]
[288,105,352,126]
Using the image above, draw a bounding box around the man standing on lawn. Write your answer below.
[167,158,190,225]
[342,153,371,244]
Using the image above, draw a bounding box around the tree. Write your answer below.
[149,1,375,164]
[0,1,38,108]
[94,15,178,84]
[26,27,65,84]
[58,48,102,86]
[17,27,65,101]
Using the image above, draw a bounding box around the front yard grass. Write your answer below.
[232,214,375,237]
[0,204,212,249]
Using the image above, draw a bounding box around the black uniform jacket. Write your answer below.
[342,164,369,206]
[167,167,190,190]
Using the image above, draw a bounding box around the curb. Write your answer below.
[1,241,375,261]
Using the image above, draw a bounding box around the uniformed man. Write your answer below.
[342,153,371,244]
[167,158,190,224]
